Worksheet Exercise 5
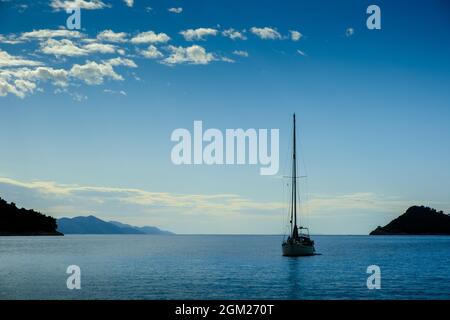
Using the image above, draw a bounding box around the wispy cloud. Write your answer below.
[297,49,307,57]
[0,50,42,67]
[222,28,247,40]
[0,176,421,218]
[0,34,23,44]
[20,29,84,40]
[1,176,434,233]
[250,27,282,40]
[305,192,410,215]
[0,176,282,216]
[233,50,249,57]
[104,89,127,96]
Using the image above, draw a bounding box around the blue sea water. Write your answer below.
[1,235,450,300]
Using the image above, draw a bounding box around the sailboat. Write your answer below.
[282,114,316,256]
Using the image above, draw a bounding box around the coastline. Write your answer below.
[0,232,63,236]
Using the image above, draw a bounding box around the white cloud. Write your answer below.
[50,0,109,11]
[0,78,33,98]
[305,193,412,214]
[140,45,163,59]
[0,50,42,67]
[180,28,218,41]
[106,57,137,68]
[290,30,302,41]
[68,57,136,85]
[345,27,355,37]
[40,39,118,57]
[168,7,183,14]
[12,79,36,95]
[0,35,23,44]
[40,39,88,57]
[232,50,249,57]
[0,54,136,98]
[250,27,282,40]
[76,58,135,84]
[20,29,84,40]
[97,30,128,43]
[0,66,69,98]
[69,60,123,85]
[0,176,283,216]
[20,67,69,86]
[123,0,133,7]
[83,42,117,54]
[0,67,69,88]
[162,45,215,65]
[222,28,247,40]
[131,31,170,44]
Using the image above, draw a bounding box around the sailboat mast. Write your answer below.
[292,114,298,235]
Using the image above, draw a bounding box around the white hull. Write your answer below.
[282,242,315,256]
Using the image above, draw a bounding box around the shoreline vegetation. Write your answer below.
[370,206,450,235]
[0,197,62,236]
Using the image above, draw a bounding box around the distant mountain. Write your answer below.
[57,215,174,235]
[109,221,174,235]
[370,206,450,235]
[0,197,62,236]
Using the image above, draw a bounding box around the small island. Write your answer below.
[370,205,450,235]
[0,197,63,236]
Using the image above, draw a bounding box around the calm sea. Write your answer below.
[1,235,449,300]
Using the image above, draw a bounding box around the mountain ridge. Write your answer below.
[57,215,174,235]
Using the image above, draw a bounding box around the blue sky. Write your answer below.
[0,0,449,234]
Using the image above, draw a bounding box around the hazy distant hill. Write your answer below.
[109,221,174,235]
[370,206,450,235]
[57,215,174,235]
[0,197,62,236]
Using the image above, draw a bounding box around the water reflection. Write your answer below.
[286,257,304,299]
